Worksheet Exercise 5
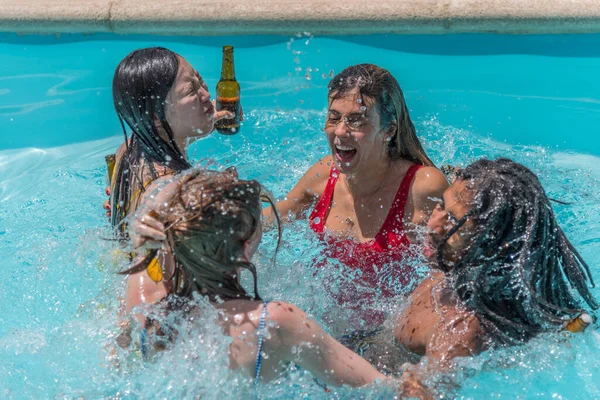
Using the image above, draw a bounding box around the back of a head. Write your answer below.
[158,168,269,302]
[451,158,598,345]
[328,64,433,166]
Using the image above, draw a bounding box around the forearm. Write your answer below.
[289,332,386,387]
[262,198,310,227]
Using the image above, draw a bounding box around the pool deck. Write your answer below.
[1,0,600,35]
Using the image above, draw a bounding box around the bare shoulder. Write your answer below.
[413,271,445,295]
[412,166,449,199]
[125,269,168,314]
[427,306,485,362]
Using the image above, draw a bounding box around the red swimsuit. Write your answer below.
[309,164,422,325]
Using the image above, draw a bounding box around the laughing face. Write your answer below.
[324,90,391,175]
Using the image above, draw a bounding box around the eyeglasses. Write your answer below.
[436,208,476,273]
[325,111,369,132]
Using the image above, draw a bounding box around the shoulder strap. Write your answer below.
[309,167,339,233]
[254,301,270,393]
[381,164,422,232]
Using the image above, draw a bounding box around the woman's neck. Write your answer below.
[175,137,189,160]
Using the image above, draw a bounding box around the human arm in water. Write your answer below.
[263,301,387,387]
[122,177,180,328]
[262,155,332,226]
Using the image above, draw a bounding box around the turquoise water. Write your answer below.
[0,33,599,399]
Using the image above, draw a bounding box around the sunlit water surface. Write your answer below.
[1,34,600,399]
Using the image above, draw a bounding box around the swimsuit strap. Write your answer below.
[254,301,270,397]
[309,167,339,233]
[377,164,423,235]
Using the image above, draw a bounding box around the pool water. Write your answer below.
[1,33,599,399]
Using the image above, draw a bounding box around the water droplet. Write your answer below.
[313,217,321,224]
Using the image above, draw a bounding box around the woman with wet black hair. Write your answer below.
[106,47,232,234]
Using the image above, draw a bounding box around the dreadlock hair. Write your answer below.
[121,167,281,303]
[440,158,598,346]
[327,64,434,167]
[110,47,193,235]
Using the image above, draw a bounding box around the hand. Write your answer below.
[130,210,166,250]
[212,100,244,122]
[104,186,111,218]
[398,368,434,400]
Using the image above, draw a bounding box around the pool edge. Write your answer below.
[1,0,600,35]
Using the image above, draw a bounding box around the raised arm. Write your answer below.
[123,176,179,326]
[263,156,331,225]
[266,302,386,387]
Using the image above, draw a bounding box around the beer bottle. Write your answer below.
[215,45,241,135]
[105,154,116,186]
[564,312,593,333]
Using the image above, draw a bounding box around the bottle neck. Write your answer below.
[220,47,235,81]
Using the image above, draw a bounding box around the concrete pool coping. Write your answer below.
[1,0,600,35]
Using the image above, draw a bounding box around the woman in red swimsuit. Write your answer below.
[265,64,448,325]
[136,64,449,326]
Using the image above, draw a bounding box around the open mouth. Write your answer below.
[334,144,357,163]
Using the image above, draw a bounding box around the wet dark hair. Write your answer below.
[439,158,598,345]
[327,64,434,166]
[122,168,282,303]
[110,47,192,233]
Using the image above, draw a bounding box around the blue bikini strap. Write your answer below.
[254,301,269,396]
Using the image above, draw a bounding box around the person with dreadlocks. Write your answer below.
[391,158,598,394]
[104,47,235,232]
[120,167,402,392]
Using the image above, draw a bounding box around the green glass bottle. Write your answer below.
[215,45,241,135]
